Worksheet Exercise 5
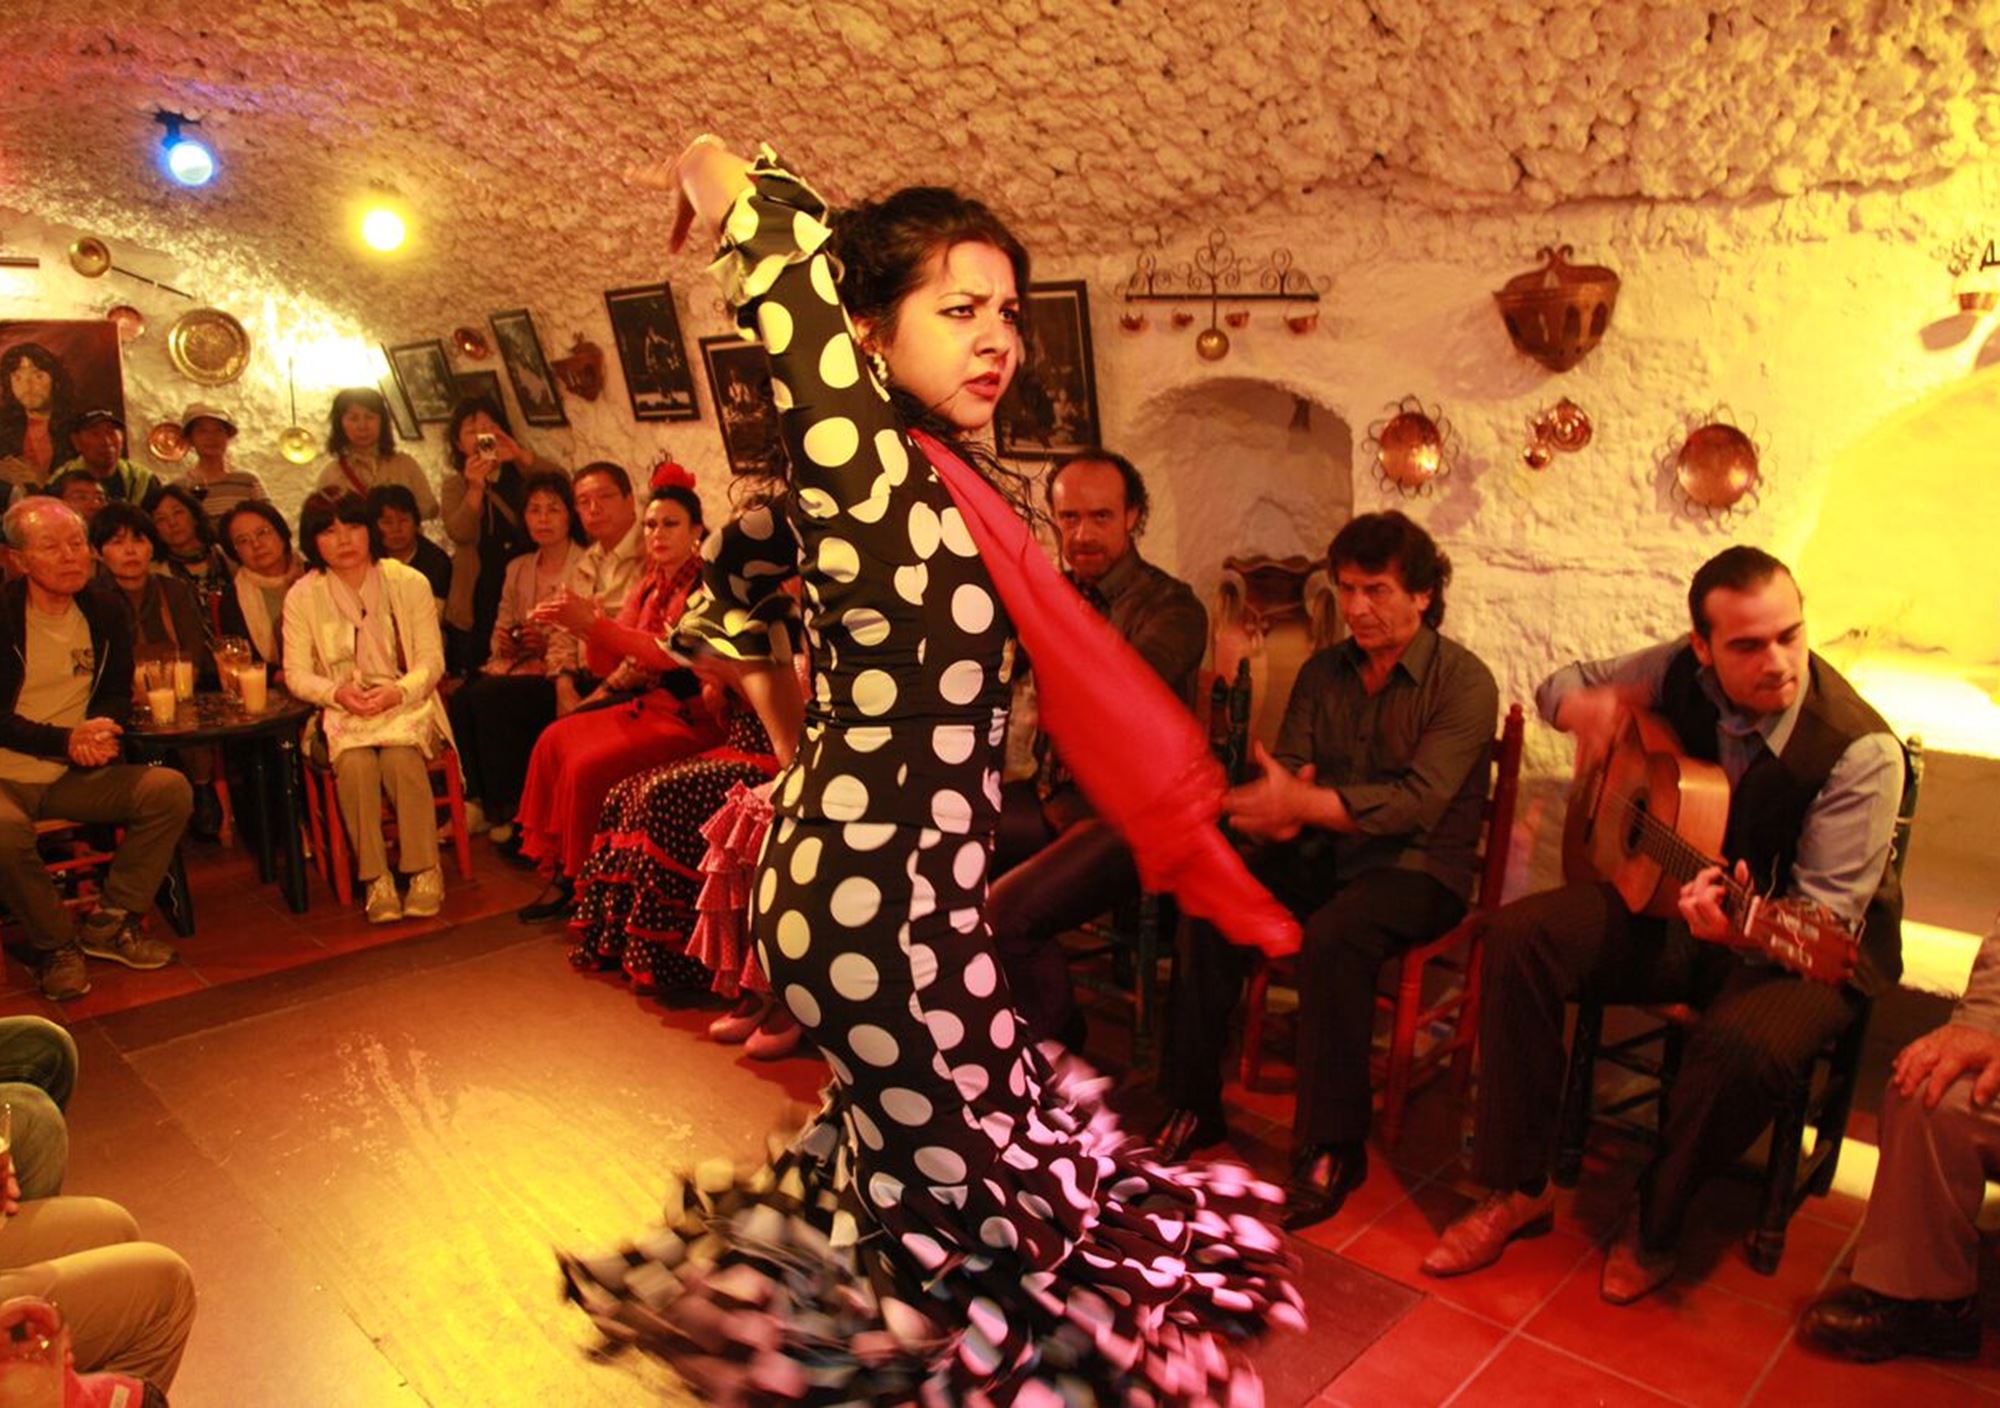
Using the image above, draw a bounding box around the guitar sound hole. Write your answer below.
[1622,794,1649,852]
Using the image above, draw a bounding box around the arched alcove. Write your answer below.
[1122,377,1354,608]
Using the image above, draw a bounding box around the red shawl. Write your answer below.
[913,431,1299,958]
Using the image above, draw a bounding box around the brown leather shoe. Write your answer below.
[1423,1187,1555,1277]
[1601,1219,1677,1304]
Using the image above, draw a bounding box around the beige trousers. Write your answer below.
[1851,1079,2000,1301]
[0,1196,196,1388]
[333,745,439,881]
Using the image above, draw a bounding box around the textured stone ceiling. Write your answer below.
[4,0,1998,335]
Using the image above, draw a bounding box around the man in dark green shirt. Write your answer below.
[1155,511,1498,1230]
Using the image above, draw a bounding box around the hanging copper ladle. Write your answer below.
[278,359,318,465]
[66,237,193,300]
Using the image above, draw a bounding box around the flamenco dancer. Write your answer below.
[561,136,1302,1403]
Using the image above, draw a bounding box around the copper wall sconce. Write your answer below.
[551,335,606,402]
[1123,232,1328,361]
[1494,245,1620,372]
[1365,396,1457,497]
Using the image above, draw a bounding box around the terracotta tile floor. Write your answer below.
[7,832,1994,1405]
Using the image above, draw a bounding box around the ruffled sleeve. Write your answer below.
[705,148,835,322]
[675,503,800,661]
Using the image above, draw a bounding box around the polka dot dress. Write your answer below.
[567,707,782,990]
[559,154,1299,1404]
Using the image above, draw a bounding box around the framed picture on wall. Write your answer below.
[699,335,788,477]
[0,320,125,480]
[384,340,456,424]
[604,283,698,422]
[455,368,506,412]
[488,309,568,428]
[377,369,421,441]
[994,280,1101,459]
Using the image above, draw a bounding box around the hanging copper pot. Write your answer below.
[67,236,112,278]
[106,305,146,343]
[1365,395,1455,496]
[1541,397,1593,451]
[146,421,188,464]
[452,325,491,359]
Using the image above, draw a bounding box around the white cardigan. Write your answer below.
[282,557,455,757]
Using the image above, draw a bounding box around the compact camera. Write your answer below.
[475,432,496,455]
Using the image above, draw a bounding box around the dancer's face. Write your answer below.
[868,241,1020,433]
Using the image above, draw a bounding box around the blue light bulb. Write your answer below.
[164,137,215,187]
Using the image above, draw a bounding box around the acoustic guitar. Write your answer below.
[1561,707,1858,984]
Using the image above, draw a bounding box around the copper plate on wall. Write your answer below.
[106,305,146,342]
[146,421,188,463]
[166,307,251,385]
[452,325,491,359]
[1376,411,1444,490]
[1675,423,1759,509]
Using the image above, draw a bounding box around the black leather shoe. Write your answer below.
[1283,1142,1368,1231]
[518,879,575,924]
[1150,1107,1227,1164]
[1801,1284,1980,1362]
[189,783,224,843]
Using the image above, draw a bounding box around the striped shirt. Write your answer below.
[174,466,269,523]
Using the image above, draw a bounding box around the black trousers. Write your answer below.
[1471,879,1861,1250]
[447,673,557,821]
[986,783,1137,1044]
[1158,840,1464,1151]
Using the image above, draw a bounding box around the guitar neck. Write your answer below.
[1626,806,1752,919]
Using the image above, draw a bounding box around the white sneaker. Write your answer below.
[404,866,445,918]
[364,873,403,924]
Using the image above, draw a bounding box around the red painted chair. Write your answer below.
[302,747,472,906]
[1238,703,1525,1147]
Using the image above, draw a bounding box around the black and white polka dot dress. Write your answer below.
[560,154,1298,1404]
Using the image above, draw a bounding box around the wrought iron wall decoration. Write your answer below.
[1521,396,1592,470]
[1493,245,1619,372]
[1364,395,1457,497]
[1121,231,1327,361]
[1660,407,1763,523]
[1942,235,1999,313]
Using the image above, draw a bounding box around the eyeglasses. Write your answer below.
[231,525,278,547]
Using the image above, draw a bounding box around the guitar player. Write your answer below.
[1424,546,1906,1305]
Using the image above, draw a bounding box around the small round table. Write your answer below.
[127,690,317,913]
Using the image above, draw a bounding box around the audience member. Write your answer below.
[170,404,267,522]
[51,409,157,507]
[514,468,722,921]
[312,387,437,520]
[282,492,450,924]
[150,484,232,644]
[543,461,644,717]
[987,449,1205,1051]
[368,483,451,609]
[88,502,224,840]
[1425,546,1904,1305]
[438,395,563,673]
[1801,915,2000,1362]
[446,470,586,840]
[0,499,190,1001]
[0,1016,196,1395]
[217,501,302,676]
[48,469,109,523]
[1155,511,1497,1231]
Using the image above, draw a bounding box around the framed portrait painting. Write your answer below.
[699,336,788,477]
[994,280,1101,460]
[384,340,456,424]
[455,368,506,411]
[604,283,698,422]
[377,370,421,442]
[489,309,568,428]
[0,319,125,481]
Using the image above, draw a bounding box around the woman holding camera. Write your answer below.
[439,394,564,673]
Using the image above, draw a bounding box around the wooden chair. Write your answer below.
[302,747,473,906]
[1553,736,1924,1274]
[1239,703,1527,1147]
[26,818,196,938]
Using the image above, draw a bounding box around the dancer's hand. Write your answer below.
[626,135,753,254]
[1223,742,1317,842]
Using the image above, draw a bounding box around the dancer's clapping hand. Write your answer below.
[626,135,755,253]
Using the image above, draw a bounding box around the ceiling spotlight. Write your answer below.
[154,112,215,188]
[360,207,407,252]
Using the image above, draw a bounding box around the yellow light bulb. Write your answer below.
[361,207,406,252]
